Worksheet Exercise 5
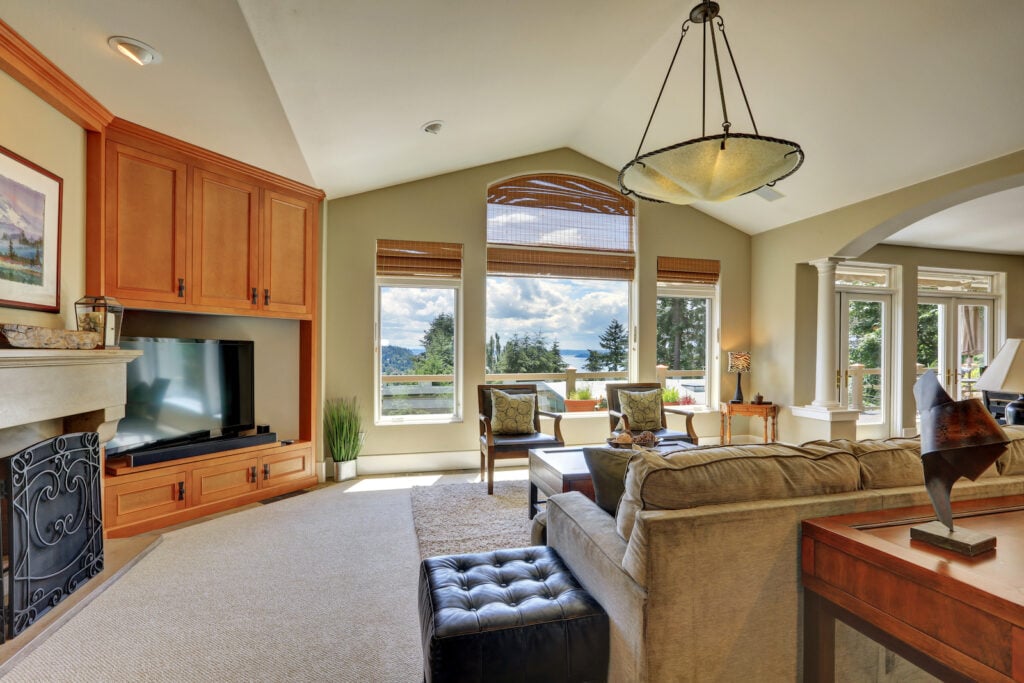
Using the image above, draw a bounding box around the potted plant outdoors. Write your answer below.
[565,384,600,412]
[662,386,682,405]
[324,396,363,481]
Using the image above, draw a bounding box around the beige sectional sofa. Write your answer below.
[545,428,1024,682]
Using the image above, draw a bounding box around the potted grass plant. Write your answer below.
[324,396,363,481]
[565,384,600,412]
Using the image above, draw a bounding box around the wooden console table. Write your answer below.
[801,496,1024,682]
[719,402,778,444]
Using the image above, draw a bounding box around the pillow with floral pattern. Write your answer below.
[619,389,662,432]
[491,389,536,435]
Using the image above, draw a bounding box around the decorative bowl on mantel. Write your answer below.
[1,324,101,350]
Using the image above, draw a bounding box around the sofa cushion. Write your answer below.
[491,388,535,435]
[619,390,662,432]
[615,443,860,540]
[997,425,1024,475]
[583,447,633,515]
[813,437,925,489]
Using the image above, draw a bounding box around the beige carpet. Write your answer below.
[410,480,533,559]
[1,484,423,682]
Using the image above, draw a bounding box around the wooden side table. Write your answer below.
[720,402,778,444]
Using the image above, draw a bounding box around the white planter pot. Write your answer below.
[333,460,357,481]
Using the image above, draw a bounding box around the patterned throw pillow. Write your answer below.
[491,389,536,435]
[619,389,663,432]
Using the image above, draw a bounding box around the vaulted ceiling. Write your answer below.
[2,0,1023,249]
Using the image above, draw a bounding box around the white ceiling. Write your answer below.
[2,0,1023,250]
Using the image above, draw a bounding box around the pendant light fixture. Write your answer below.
[618,1,803,205]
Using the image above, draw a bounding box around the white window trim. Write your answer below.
[374,276,463,426]
[656,282,719,410]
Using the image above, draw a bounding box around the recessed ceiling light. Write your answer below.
[421,120,444,135]
[108,36,162,66]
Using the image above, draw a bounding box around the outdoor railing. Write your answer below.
[379,365,708,415]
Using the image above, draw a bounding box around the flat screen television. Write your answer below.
[106,336,256,457]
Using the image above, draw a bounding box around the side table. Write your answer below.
[720,402,778,444]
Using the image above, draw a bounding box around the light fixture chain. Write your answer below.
[717,17,758,136]
[632,22,691,160]
[701,18,707,137]
[707,12,730,142]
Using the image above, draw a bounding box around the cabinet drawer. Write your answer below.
[193,456,259,505]
[260,445,313,488]
[105,469,188,528]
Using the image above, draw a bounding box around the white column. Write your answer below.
[810,258,843,407]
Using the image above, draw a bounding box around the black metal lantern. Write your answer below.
[75,295,124,349]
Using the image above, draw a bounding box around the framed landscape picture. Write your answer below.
[0,144,62,312]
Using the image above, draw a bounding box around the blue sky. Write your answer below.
[379,277,628,351]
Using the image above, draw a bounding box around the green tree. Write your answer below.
[412,313,454,375]
[583,349,604,372]
[656,297,707,370]
[595,318,628,371]
[916,304,939,368]
[492,333,566,373]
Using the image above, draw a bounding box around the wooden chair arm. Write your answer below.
[663,406,697,443]
[537,410,565,443]
[608,409,630,432]
[479,414,494,447]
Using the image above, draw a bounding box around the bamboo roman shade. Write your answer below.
[376,239,463,279]
[487,174,635,280]
[657,256,721,285]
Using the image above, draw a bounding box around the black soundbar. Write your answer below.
[123,432,279,467]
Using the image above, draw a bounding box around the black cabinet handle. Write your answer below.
[251,287,257,305]
[177,481,185,501]
[177,278,186,297]
[250,465,257,482]
[264,288,270,306]
[263,463,270,481]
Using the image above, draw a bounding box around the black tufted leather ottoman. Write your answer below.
[418,546,608,682]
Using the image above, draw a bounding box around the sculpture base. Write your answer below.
[910,521,996,556]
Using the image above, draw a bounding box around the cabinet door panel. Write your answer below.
[262,191,314,315]
[260,445,313,489]
[193,455,259,506]
[192,169,259,310]
[105,144,188,303]
[105,470,188,528]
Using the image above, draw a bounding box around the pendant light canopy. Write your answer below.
[618,1,803,205]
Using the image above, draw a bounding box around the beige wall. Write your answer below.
[325,148,748,467]
[0,70,86,330]
[752,151,1024,443]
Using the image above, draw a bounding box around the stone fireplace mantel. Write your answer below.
[0,349,142,456]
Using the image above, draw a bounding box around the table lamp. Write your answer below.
[911,370,1007,556]
[974,338,1024,425]
[727,351,750,404]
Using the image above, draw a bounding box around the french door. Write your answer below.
[837,292,892,438]
[916,297,994,399]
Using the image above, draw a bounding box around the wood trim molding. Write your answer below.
[108,118,326,200]
[0,20,113,132]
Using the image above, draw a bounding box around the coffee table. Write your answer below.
[528,442,692,519]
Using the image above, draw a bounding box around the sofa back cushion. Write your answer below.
[615,443,860,540]
[998,425,1024,475]
[814,437,925,489]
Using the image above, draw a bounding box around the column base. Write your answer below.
[791,405,861,441]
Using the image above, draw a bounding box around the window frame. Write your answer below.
[655,282,719,410]
[374,275,464,426]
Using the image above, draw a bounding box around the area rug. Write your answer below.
[410,480,533,559]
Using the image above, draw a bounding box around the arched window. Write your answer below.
[485,174,635,408]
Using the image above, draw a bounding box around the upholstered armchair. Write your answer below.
[605,382,697,445]
[478,384,564,494]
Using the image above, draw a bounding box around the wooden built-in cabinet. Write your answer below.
[99,119,318,319]
[89,118,325,537]
[104,441,316,538]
